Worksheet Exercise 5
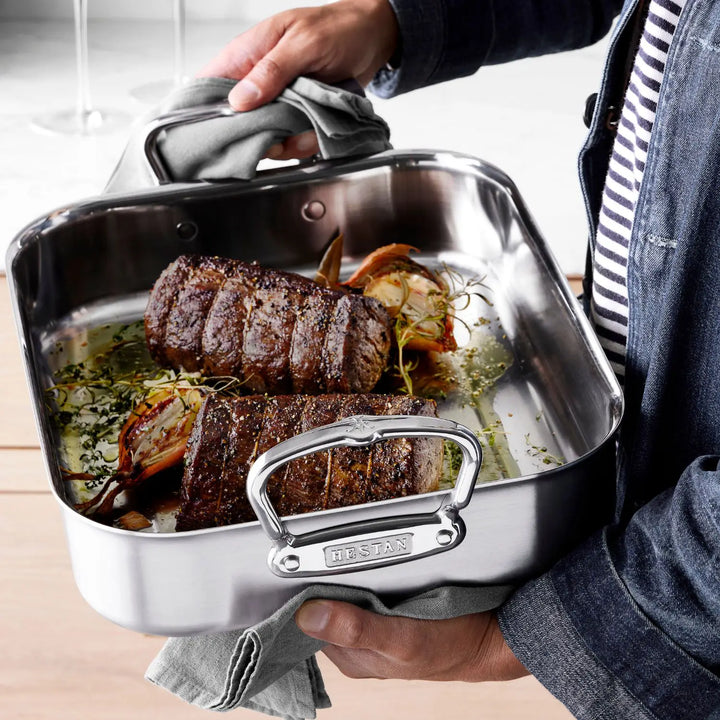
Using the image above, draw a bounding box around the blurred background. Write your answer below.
[0,1,609,272]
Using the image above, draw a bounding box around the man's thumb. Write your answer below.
[296,600,384,650]
[228,48,296,110]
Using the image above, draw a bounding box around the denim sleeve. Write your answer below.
[369,0,624,98]
[497,456,720,719]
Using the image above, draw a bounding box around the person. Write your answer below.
[199,1,720,717]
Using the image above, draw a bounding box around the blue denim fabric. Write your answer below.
[369,0,623,98]
[372,0,720,717]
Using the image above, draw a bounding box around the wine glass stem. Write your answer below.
[173,0,186,87]
[74,0,93,117]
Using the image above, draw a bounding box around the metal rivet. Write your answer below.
[301,200,326,221]
[176,221,198,241]
[281,554,301,572]
[436,530,454,546]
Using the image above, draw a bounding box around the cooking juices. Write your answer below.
[44,267,563,532]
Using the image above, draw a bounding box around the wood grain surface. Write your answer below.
[0,275,575,720]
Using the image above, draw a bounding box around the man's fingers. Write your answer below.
[198,14,304,111]
[282,131,320,158]
[264,132,319,161]
[198,2,400,112]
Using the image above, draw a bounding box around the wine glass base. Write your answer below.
[31,109,131,137]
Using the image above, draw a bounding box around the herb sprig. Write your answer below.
[392,266,493,395]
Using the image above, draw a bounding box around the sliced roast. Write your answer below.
[176,393,442,531]
[145,255,393,394]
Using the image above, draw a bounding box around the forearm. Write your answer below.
[370,0,625,97]
[498,456,720,718]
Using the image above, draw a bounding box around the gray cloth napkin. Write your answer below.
[105,76,392,193]
[146,583,513,719]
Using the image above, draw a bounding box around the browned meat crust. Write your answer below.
[176,393,443,531]
[145,255,393,394]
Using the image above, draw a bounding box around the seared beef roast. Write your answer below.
[145,255,393,394]
[176,393,442,531]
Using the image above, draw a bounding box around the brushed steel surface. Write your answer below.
[6,150,623,635]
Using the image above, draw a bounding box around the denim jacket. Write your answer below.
[371,1,720,717]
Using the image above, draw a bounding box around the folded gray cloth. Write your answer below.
[146,583,513,719]
[105,76,392,193]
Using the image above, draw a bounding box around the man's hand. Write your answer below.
[295,600,529,682]
[197,0,399,160]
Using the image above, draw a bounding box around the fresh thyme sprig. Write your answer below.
[393,319,421,394]
[391,266,493,395]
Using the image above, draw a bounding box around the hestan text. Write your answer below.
[324,533,413,567]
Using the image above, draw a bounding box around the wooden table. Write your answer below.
[0,274,574,720]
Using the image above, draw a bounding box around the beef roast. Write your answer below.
[145,255,393,394]
[176,393,442,531]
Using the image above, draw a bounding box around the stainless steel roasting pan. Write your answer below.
[7,147,623,636]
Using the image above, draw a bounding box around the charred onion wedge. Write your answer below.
[71,385,206,518]
[342,243,457,353]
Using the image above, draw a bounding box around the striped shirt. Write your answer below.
[592,0,687,379]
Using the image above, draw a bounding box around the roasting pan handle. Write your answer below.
[141,102,322,185]
[246,415,482,578]
[142,103,242,185]
[141,93,365,186]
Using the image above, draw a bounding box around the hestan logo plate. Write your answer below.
[324,533,413,567]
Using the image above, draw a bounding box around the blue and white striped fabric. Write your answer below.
[592,0,687,380]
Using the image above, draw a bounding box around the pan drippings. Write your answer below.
[44,266,561,533]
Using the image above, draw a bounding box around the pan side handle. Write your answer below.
[142,102,240,185]
[245,415,482,578]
